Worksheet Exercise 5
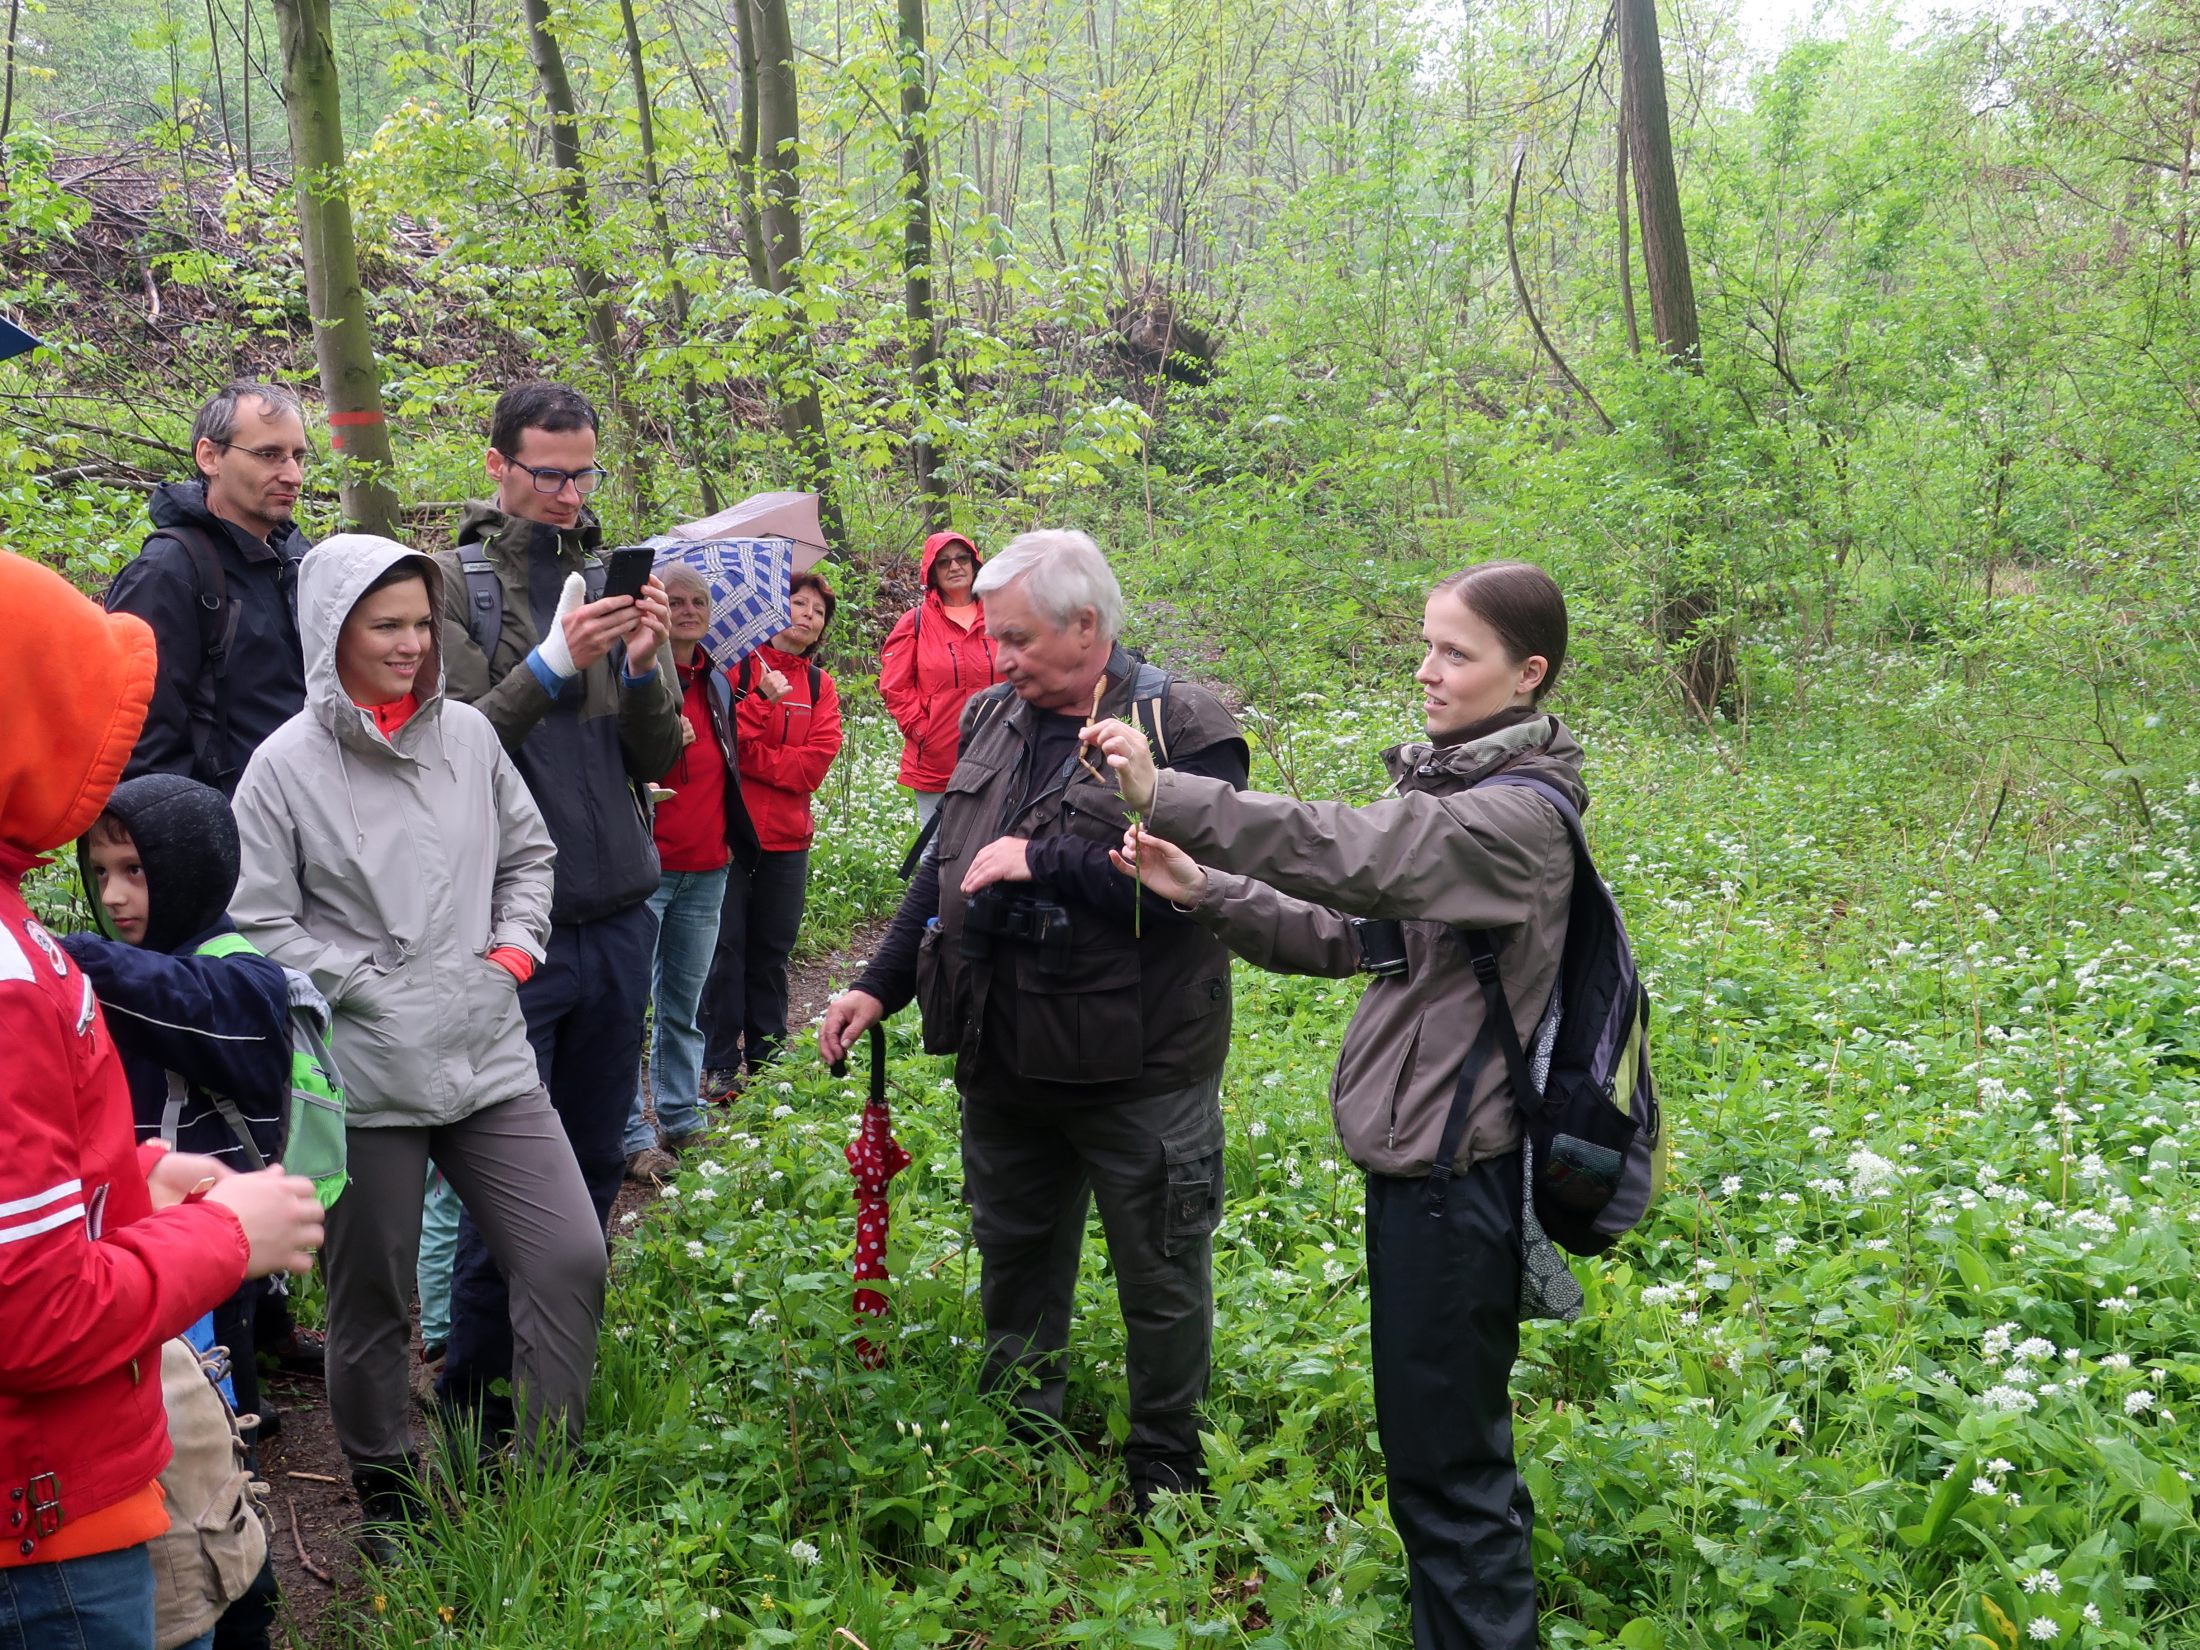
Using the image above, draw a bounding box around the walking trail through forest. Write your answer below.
[258,919,891,1647]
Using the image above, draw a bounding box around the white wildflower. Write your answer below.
[788,1539,821,1568]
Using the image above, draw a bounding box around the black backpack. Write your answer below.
[1426,774,1666,1260]
[118,525,247,785]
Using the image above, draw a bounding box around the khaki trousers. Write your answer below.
[325,1086,607,1467]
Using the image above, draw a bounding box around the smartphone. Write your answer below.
[601,545,655,602]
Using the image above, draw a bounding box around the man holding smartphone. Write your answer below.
[430,381,683,1447]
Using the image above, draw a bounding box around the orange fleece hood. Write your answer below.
[0,551,157,857]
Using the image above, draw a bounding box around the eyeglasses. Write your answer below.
[935,554,976,569]
[214,441,313,468]
[500,455,609,496]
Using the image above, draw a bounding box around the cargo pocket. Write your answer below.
[915,923,965,1057]
[1161,1111,1226,1257]
[933,759,999,864]
[1009,948,1143,1085]
[196,1468,266,1604]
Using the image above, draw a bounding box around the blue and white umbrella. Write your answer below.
[646,535,794,672]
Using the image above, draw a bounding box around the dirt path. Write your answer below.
[263,920,890,1647]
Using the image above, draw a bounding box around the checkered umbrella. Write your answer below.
[834,1025,909,1369]
[645,536,794,673]
[661,490,830,571]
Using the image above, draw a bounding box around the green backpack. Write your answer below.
[165,934,349,1209]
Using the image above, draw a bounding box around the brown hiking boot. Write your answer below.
[625,1147,678,1186]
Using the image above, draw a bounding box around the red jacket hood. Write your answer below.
[919,531,981,595]
[0,553,156,857]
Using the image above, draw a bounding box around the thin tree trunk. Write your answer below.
[0,0,21,154]
[727,0,770,290]
[619,0,721,511]
[241,0,253,179]
[1617,0,1698,366]
[519,0,636,487]
[747,0,844,544]
[1617,81,1640,356]
[271,0,401,536]
[898,0,947,527]
[204,0,238,167]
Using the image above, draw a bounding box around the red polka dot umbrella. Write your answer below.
[836,1025,909,1369]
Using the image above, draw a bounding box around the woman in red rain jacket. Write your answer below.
[699,574,844,1080]
[877,532,1001,823]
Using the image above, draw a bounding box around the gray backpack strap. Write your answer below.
[1129,661,1173,767]
[161,1071,190,1150]
[161,1072,269,1170]
[209,1094,269,1172]
[460,557,502,660]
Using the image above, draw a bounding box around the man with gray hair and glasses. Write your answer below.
[105,381,314,795]
[822,528,1248,1518]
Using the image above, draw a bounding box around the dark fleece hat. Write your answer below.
[78,773,241,954]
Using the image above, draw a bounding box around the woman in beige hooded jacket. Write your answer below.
[1083,561,1578,1650]
[230,536,607,1558]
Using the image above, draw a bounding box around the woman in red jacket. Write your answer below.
[877,531,1000,823]
[699,574,844,1080]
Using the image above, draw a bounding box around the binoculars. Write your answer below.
[960,885,1076,976]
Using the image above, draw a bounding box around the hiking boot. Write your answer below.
[663,1127,709,1155]
[258,1325,327,1379]
[351,1457,428,1568]
[700,1068,742,1104]
[625,1147,678,1186]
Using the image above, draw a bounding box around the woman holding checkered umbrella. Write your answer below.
[697,573,844,1095]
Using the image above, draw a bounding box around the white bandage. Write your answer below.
[534,572,588,680]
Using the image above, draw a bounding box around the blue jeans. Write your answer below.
[624,867,728,1154]
[0,1543,154,1650]
[418,1163,459,1346]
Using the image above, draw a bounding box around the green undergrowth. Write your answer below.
[347,626,2200,1649]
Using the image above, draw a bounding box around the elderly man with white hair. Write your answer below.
[822,528,1248,1516]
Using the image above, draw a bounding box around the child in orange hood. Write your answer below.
[0,551,321,1648]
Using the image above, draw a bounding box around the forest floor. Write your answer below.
[259,919,891,1649]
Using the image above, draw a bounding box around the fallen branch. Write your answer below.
[283,1470,343,1485]
[285,1496,333,1586]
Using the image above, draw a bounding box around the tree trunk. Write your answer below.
[0,0,21,155]
[1616,80,1640,357]
[519,0,638,504]
[203,0,238,167]
[1617,0,1698,367]
[898,0,947,528]
[727,0,770,290]
[1617,0,1728,713]
[619,0,721,512]
[271,0,401,536]
[746,0,844,547]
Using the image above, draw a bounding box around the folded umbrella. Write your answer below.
[834,1025,909,1370]
[662,490,829,571]
[646,537,794,673]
